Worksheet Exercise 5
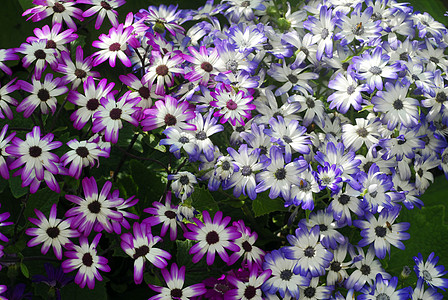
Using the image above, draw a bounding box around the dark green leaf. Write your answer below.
[17,0,34,11]
[24,187,60,220]
[9,176,28,199]
[20,262,29,278]
[61,281,107,300]
[251,192,288,217]
[190,187,219,216]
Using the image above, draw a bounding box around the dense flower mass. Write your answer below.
[1,0,448,298]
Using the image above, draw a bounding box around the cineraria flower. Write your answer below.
[327,72,366,113]
[226,268,271,300]
[301,209,346,250]
[290,169,320,210]
[160,127,198,159]
[283,225,334,277]
[17,73,68,118]
[22,0,83,30]
[106,189,139,235]
[314,141,361,180]
[0,49,19,76]
[371,81,420,130]
[92,24,139,68]
[414,154,440,193]
[413,12,446,40]
[252,88,301,125]
[228,220,265,268]
[184,210,241,265]
[26,23,77,53]
[144,192,179,241]
[65,177,123,235]
[261,248,310,299]
[56,46,100,90]
[414,252,448,291]
[224,0,265,22]
[142,52,184,96]
[189,111,224,162]
[62,234,110,289]
[336,6,382,45]
[92,91,140,144]
[16,40,58,80]
[342,118,380,151]
[227,23,267,53]
[120,222,171,284]
[0,203,13,243]
[168,171,197,201]
[119,73,155,118]
[33,263,74,300]
[26,204,80,260]
[60,139,109,179]
[410,278,444,300]
[289,92,326,127]
[6,126,61,182]
[137,4,185,36]
[328,187,365,226]
[149,263,206,300]
[299,277,334,300]
[0,124,16,179]
[358,274,410,300]
[210,85,255,126]
[183,46,225,85]
[316,162,344,193]
[325,242,352,286]
[354,206,410,259]
[142,95,196,132]
[78,0,125,29]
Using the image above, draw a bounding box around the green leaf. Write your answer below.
[20,263,30,278]
[129,160,165,211]
[61,281,107,300]
[18,0,34,10]
[190,187,219,216]
[9,176,28,199]
[24,187,60,220]
[251,192,288,217]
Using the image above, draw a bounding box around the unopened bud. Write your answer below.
[400,265,411,279]
[276,18,291,32]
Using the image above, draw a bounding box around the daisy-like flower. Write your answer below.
[342,118,380,151]
[26,204,80,260]
[189,111,224,162]
[92,24,139,68]
[26,23,77,54]
[106,189,139,235]
[142,52,184,96]
[421,70,448,123]
[301,209,346,250]
[60,139,109,179]
[336,6,382,45]
[345,245,390,291]
[17,73,68,118]
[142,95,196,131]
[16,40,58,80]
[316,162,344,193]
[283,225,334,277]
[210,85,255,126]
[325,242,352,286]
[0,203,13,242]
[227,23,267,53]
[414,154,441,193]
[92,91,140,144]
[261,248,310,299]
[414,252,448,291]
[64,177,124,236]
[371,81,420,130]
[68,76,117,130]
[62,234,110,289]
[289,92,326,127]
[358,274,410,300]
[413,12,446,40]
[168,171,197,202]
[354,206,410,260]
[184,210,241,265]
[327,72,366,113]
[0,48,19,76]
[226,268,272,300]
[411,278,444,300]
[137,4,185,36]
[328,186,365,227]
[55,46,100,90]
[290,169,320,210]
[78,0,125,29]
[144,192,179,241]
[22,0,83,30]
[6,126,61,182]
[33,263,74,300]
[160,127,198,160]
[0,125,16,179]
[228,220,265,268]
[224,0,265,22]
[119,73,157,119]
[148,263,206,300]
[121,222,171,284]
[183,46,225,85]
[299,277,334,300]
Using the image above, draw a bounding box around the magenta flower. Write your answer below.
[107,189,139,235]
[211,85,255,126]
[26,23,77,53]
[22,0,83,30]
[0,79,19,120]
[142,51,184,95]
[0,49,19,76]
[62,234,110,289]
[0,124,16,179]
[78,0,125,30]
[120,222,171,284]
[143,192,179,241]
[184,211,241,265]
[16,40,58,80]
[0,203,13,243]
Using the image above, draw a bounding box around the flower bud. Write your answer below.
[276,17,291,31]
[400,265,411,279]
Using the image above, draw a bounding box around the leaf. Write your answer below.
[251,192,288,217]
[190,187,219,216]
[9,176,28,199]
[18,0,34,10]
[20,263,30,278]
[24,187,60,220]
[60,281,107,300]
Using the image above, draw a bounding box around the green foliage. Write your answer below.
[252,191,289,217]
[61,281,107,300]
[190,186,219,215]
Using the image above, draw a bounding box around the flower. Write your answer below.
[184,210,241,265]
[78,0,125,29]
[120,222,171,284]
[142,52,184,96]
[0,203,13,243]
[62,234,110,289]
[26,204,80,260]
[358,274,410,300]
[0,79,19,120]
[0,124,16,179]
[228,220,265,268]
[410,278,444,300]
[148,263,206,300]
[32,263,74,300]
[210,85,255,126]
[168,171,197,201]
[6,126,61,182]
[413,252,448,291]
[65,177,123,235]
[0,48,19,76]
[137,4,185,36]
[143,192,179,241]
[26,23,77,53]
[226,268,272,300]
[16,40,58,80]
[327,72,366,113]
[183,46,225,85]
[22,0,83,30]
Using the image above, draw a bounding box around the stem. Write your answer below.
[112,132,140,181]
[114,144,169,171]
[12,192,30,244]
[49,96,70,132]
[0,256,59,263]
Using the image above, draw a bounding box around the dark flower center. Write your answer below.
[259,146,267,155]
[222,161,231,170]
[319,224,328,232]
[321,28,329,40]
[274,168,286,180]
[304,287,316,298]
[178,136,189,144]
[139,86,150,99]
[369,191,378,198]
[53,2,66,13]
[397,138,406,145]
[241,0,251,7]
[338,194,350,205]
[369,66,382,75]
[100,1,112,10]
[300,47,309,56]
[360,264,371,275]
[287,74,298,84]
[244,286,256,299]
[282,135,292,144]
[38,89,50,101]
[29,146,42,158]
[46,40,57,49]
[82,253,93,267]
[164,114,177,126]
[306,97,315,108]
[133,245,149,259]
[46,227,60,238]
[156,65,169,76]
[330,261,341,272]
[195,131,207,140]
[352,24,365,36]
[226,60,238,72]
[371,12,382,21]
[393,99,404,110]
[375,226,387,237]
[86,98,100,111]
[422,270,432,281]
[347,85,356,95]
[430,57,439,64]
[201,62,213,72]
[34,49,46,59]
[242,241,252,252]
[206,230,219,244]
[164,210,176,219]
[436,92,447,103]
[109,108,122,120]
[356,127,369,138]
[75,68,87,79]
[88,200,101,214]
[280,269,293,281]
[179,175,189,185]
[226,99,238,110]
[76,146,89,158]
[171,288,183,299]
[304,246,315,258]
[263,43,273,50]
[241,166,252,176]
[399,52,409,61]
[109,42,121,52]
[363,161,373,173]
[417,168,424,177]
[376,293,390,300]
[342,62,350,70]
[236,126,245,132]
